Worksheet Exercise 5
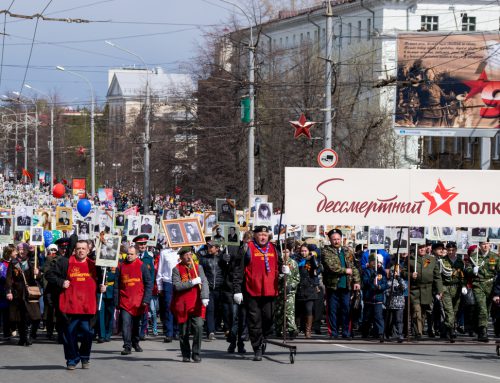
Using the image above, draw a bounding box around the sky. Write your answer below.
[0,0,236,107]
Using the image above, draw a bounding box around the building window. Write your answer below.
[279,37,282,48]
[367,18,371,40]
[307,31,310,40]
[285,36,289,48]
[314,29,318,42]
[293,34,296,46]
[357,21,362,41]
[461,14,476,31]
[421,15,439,31]
[348,23,352,44]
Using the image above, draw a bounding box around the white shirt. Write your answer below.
[156,248,180,289]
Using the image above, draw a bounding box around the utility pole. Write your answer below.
[248,39,255,202]
[24,108,28,183]
[144,75,151,213]
[34,104,38,185]
[50,102,54,185]
[215,0,255,205]
[14,118,18,176]
[324,0,333,149]
[24,84,55,185]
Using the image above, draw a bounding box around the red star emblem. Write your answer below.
[463,70,488,100]
[422,179,459,216]
[290,113,315,139]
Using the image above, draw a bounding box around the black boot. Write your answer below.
[477,327,489,342]
[253,345,262,361]
[253,349,262,361]
[30,321,39,341]
[17,322,27,346]
[25,324,33,346]
[445,327,455,343]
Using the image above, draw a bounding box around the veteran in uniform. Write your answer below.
[97,266,117,343]
[465,240,500,342]
[438,242,464,342]
[405,243,443,340]
[171,247,209,363]
[322,229,360,339]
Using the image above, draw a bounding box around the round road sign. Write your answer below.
[317,149,339,168]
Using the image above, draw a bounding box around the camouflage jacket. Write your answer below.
[278,257,299,294]
[321,245,360,290]
[438,256,465,286]
[465,250,500,286]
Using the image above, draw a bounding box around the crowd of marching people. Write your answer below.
[0,179,499,368]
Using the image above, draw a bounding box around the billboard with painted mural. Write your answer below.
[395,32,499,137]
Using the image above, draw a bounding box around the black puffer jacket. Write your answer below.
[198,250,224,290]
[295,256,319,301]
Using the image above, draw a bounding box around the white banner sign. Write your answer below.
[285,168,500,226]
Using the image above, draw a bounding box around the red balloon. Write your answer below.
[53,183,66,198]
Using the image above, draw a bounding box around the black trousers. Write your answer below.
[245,295,274,351]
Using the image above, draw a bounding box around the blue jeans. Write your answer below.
[205,289,221,335]
[62,316,94,366]
[362,303,384,337]
[326,288,351,337]
[161,282,177,337]
[223,301,246,347]
[121,310,141,348]
[149,295,158,335]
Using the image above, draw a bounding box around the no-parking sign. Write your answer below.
[317,149,338,168]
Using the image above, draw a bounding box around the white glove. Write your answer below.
[202,299,209,307]
[473,266,479,275]
[233,293,243,305]
[281,265,290,275]
[435,294,441,301]
[461,287,468,295]
[191,277,201,285]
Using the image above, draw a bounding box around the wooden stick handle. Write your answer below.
[190,258,202,290]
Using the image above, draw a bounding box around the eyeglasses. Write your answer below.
[49,249,57,252]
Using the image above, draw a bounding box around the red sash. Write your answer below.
[119,258,145,316]
[171,263,205,324]
[245,241,278,297]
[59,256,97,315]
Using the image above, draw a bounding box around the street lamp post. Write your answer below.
[24,84,54,186]
[105,41,151,213]
[13,92,38,184]
[0,106,18,177]
[112,163,121,186]
[56,66,95,196]
[216,0,255,203]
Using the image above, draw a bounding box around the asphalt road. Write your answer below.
[1,335,500,383]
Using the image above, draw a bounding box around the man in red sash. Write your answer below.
[171,247,209,363]
[232,226,283,361]
[114,246,153,355]
[45,240,105,370]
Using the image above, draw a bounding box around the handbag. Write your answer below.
[462,287,475,306]
[20,268,42,302]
